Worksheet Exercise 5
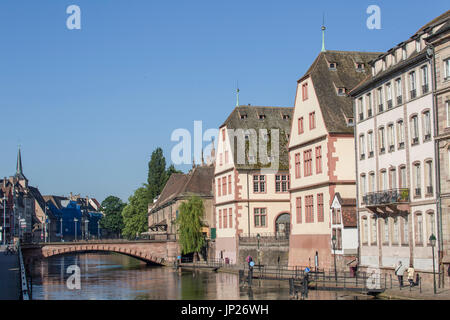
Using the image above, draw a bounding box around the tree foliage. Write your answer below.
[121,187,149,239]
[176,196,205,255]
[99,196,126,236]
[147,148,167,201]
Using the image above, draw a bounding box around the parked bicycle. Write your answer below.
[3,245,16,255]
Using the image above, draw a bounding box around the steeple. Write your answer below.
[15,146,27,186]
[236,82,240,107]
[321,13,326,52]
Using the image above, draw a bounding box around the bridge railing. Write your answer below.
[17,240,30,300]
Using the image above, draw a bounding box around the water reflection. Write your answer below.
[29,253,373,300]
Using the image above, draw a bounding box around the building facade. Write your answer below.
[288,50,381,270]
[350,12,450,284]
[214,106,293,265]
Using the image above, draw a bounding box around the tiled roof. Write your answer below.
[221,106,293,170]
[301,50,382,134]
[151,165,214,212]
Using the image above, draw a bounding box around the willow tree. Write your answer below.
[176,196,205,259]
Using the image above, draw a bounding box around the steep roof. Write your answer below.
[221,106,293,170]
[151,165,214,212]
[301,50,382,134]
[416,10,450,34]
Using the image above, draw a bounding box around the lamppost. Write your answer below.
[60,218,63,242]
[332,235,337,284]
[2,195,6,246]
[256,233,261,270]
[429,234,437,294]
[74,218,78,241]
[97,221,100,240]
[44,205,47,243]
[85,219,89,240]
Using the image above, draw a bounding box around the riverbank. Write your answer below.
[377,287,450,300]
[0,246,20,300]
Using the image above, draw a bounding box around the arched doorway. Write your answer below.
[275,213,290,239]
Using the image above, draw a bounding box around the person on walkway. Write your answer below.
[407,264,415,287]
[395,261,405,287]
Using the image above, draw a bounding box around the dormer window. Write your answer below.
[356,63,364,72]
[402,46,407,60]
[329,62,337,70]
[282,114,290,120]
[258,114,266,120]
[240,114,248,120]
[337,87,346,96]
[382,58,386,71]
[416,39,421,52]
[347,118,354,126]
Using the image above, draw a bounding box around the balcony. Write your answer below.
[389,145,395,152]
[362,188,410,208]
[397,96,403,105]
[398,141,405,149]
[424,133,431,141]
[426,186,433,195]
[360,153,365,160]
[359,113,364,121]
[378,104,384,112]
[415,188,421,197]
[380,147,385,154]
[410,89,417,99]
[368,109,373,117]
[412,137,419,145]
[369,151,374,158]
[422,84,429,94]
[387,100,393,109]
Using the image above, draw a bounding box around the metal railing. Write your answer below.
[17,241,30,300]
[362,188,410,206]
[238,232,290,244]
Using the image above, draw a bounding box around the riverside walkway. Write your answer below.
[0,245,20,300]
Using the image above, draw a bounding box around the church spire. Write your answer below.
[236,82,240,107]
[321,13,326,52]
[16,146,23,176]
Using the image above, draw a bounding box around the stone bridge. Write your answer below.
[21,240,179,266]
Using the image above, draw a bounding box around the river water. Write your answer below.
[29,253,373,300]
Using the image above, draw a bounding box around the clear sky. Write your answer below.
[0,0,448,203]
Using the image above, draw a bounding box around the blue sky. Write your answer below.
[0,0,448,203]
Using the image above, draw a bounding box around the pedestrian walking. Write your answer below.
[407,264,415,287]
[395,261,405,287]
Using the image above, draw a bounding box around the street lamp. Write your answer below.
[60,218,63,242]
[429,234,437,294]
[85,219,89,240]
[74,218,78,241]
[2,195,6,246]
[256,233,261,270]
[332,235,337,284]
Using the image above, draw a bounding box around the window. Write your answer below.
[415,213,423,245]
[366,93,373,117]
[409,71,417,99]
[229,208,233,228]
[386,83,392,108]
[337,87,346,96]
[218,209,222,229]
[393,217,399,245]
[253,175,266,193]
[416,39,421,52]
[222,176,227,195]
[217,178,222,196]
[295,153,301,179]
[425,160,433,195]
[283,114,290,120]
[411,115,419,145]
[397,120,405,149]
[447,101,450,127]
[379,126,386,154]
[302,83,308,100]
[445,58,450,80]
[315,146,322,173]
[309,112,316,130]
[368,131,374,157]
[259,114,266,120]
[399,166,407,188]
[275,174,290,192]
[371,217,377,244]
[296,197,302,224]
[402,46,407,60]
[304,149,313,176]
[390,168,397,189]
[378,87,384,112]
[361,174,367,198]
[384,218,389,244]
[356,63,364,71]
[402,216,409,245]
[423,111,431,141]
[395,78,402,105]
[254,208,266,227]
[421,65,429,93]
[240,113,248,120]
[334,228,342,250]
[358,98,364,120]
[329,62,336,70]
[317,193,324,222]
[362,217,368,244]
[380,169,388,191]
[359,134,365,159]
[388,124,395,152]
[228,174,232,194]
[414,163,421,197]
[223,208,228,228]
[369,172,375,193]
[298,117,304,134]
[305,195,314,223]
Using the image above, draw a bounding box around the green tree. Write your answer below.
[99,196,126,237]
[122,187,149,239]
[147,148,167,201]
[176,196,205,258]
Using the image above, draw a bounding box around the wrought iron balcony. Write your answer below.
[362,188,410,206]
[378,104,384,112]
[387,99,393,109]
[410,89,417,99]
[422,84,429,94]
[368,109,373,117]
[397,96,403,105]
